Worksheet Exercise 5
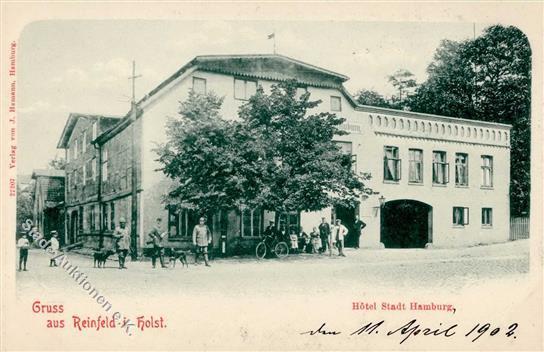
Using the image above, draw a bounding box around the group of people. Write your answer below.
[111,216,212,269]
[17,213,367,271]
[16,229,60,271]
[264,215,367,257]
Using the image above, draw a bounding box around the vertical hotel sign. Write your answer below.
[8,40,17,196]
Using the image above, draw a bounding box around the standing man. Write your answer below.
[353,215,367,249]
[148,217,167,268]
[112,218,130,269]
[318,217,331,256]
[17,232,30,271]
[333,219,348,257]
[192,217,212,267]
[49,231,60,267]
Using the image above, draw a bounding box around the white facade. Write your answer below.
[136,56,510,249]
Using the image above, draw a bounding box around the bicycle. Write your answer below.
[255,234,289,259]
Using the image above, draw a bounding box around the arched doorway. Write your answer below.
[381,200,432,248]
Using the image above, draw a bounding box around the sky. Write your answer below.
[18,20,485,175]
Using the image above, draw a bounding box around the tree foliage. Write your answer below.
[48,156,66,170]
[408,25,531,215]
[17,182,34,233]
[387,69,417,107]
[354,89,392,108]
[155,81,372,214]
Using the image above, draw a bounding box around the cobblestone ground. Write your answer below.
[16,240,529,298]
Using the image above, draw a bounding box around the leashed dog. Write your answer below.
[168,248,189,268]
[93,249,115,268]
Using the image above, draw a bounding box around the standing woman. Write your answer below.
[310,227,321,254]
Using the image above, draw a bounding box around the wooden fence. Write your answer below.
[510,217,529,240]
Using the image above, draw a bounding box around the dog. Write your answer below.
[93,249,115,268]
[168,248,189,268]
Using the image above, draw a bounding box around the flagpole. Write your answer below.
[273,30,276,54]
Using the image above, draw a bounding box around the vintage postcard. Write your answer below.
[1,2,542,351]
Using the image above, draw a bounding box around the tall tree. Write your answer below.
[354,89,392,108]
[155,81,372,215]
[239,81,372,213]
[408,25,531,215]
[387,69,417,107]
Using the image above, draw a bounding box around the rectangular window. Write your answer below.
[82,131,87,153]
[92,122,98,140]
[79,207,84,230]
[73,139,78,159]
[192,77,206,94]
[330,96,342,111]
[241,208,263,237]
[336,141,356,172]
[409,149,423,183]
[455,153,469,186]
[234,78,257,100]
[383,146,401,181]
[89,204,96,231]
[101,149,108,181]
[102,203,109,231]
[432,151,449,185]
[278,211,300,235]
[482,208,493,226]
[92,158,97,181]
[168,206,180,237]
[453,207,469,226]
[481,155,493,187]
[110,202,115,230]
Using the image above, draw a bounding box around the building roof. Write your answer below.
[137,54,348,107]
[56,113,122,149]
[31,169,65,179]
[18,174,32,185]
[86,53,513,147]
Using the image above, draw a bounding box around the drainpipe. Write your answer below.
[93,124,103,249]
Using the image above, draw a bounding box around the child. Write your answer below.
[289,229,299,253]
[17,233,30,271]
[310,227,321,254]
[299,228,310,253]
[49,231,60,267]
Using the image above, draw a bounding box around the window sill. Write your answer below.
[452,225,466,229]
[167,237,191,242]
[408,181,423,186]
[481,225,493,229]
[383,180,400,185]
[455,184,469,188]
[480,186,494,190]
[432,183,448,187]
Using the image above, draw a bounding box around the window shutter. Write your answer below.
[445,163,450,183]
[463,207,469,225]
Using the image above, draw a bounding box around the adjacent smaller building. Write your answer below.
[31,169,65,242]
